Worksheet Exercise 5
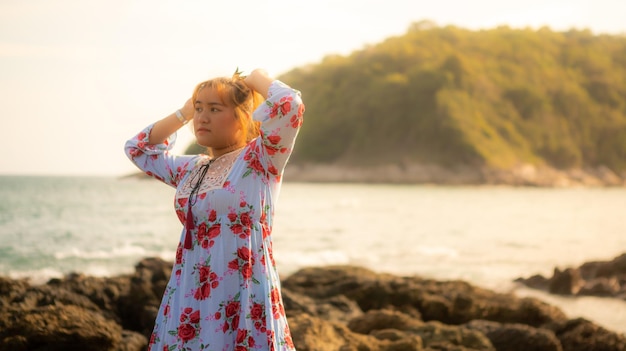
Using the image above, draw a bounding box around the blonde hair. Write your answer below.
[192,71,263,146]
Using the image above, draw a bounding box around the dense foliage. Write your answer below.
[273,22,626,171]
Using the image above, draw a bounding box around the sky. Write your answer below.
[1,0,625,176]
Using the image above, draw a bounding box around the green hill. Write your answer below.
[274,22,626,174]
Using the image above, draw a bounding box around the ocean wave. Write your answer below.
[53,244,149,260]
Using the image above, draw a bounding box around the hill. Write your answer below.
[189,22,626,185]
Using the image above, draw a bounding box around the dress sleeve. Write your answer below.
[251,80,305,178]
[124,123,196,187]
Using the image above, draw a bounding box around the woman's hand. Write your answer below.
[244,69,273,99]
[180,98,194,122]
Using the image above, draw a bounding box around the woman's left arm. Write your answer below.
[245,69,305,177]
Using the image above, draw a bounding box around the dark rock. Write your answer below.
[1,259,624,350]
[544,318,626,351]
[514,274,549,290]
[348,309,424,334]
[283,266,567,326]
[517,252,626,299]
[0,305,122,351]
[548,268,583,295]
[282,288,364,324]
[466,320,562,351]
[117,257,172,336]
[579,277,622,297]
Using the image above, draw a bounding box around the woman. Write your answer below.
[125,68,304,350]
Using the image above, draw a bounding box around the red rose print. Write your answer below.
[236,329,247,344]
[208,224,221,239]
[280,101,291,115]
[241,262,253,280]
[228,259,239,270]
[163,304,170,316]
[250,158,264,173]
[268,164,278,176]
[267,135,281,145]
[228,212,238,222]
[240,212,251,227]
[193,282,211,300]
[175,244,183,264]
[269,104,280,118]
[199,266,210,282]
[231,223,243,235]
[225,301,240,317]
[197,222,208,240]
[162,345,168,351]
[208,209,217,222]
[178,323,197,342]
[237,247,251,261]
[214,311,221,320]
[249,336,255,347]
[231,314,240,329]
[177,198,188,207]
[189,310,200,324]
[250,303,264,320]
[137,132,147,140]
[235,346,247,351]
[184,307,193,315]
[222,321,229,333]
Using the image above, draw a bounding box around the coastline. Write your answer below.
[284,163,626,187]
[120,161,626,187]
[1,258,624,351]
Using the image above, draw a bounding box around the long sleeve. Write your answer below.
[124,124,196,187]
[247,80,304,179]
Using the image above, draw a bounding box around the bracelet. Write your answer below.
[175,109,187,124]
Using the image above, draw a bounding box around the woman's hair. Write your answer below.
[192,71,263,148]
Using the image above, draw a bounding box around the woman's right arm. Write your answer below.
[124,100,196,187]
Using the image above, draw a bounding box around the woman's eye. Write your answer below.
[211,108,220,112]
[195,107,202,112]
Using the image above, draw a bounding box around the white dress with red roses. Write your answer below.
[125,81,303,351]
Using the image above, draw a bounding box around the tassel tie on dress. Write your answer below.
[184,160,213,249]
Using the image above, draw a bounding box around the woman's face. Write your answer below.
[193,87,242,151]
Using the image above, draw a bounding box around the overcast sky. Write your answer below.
[2,0,625,176]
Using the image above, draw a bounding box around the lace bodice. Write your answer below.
[177,148,242,199]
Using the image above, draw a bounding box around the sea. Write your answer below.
[0,175,625,333]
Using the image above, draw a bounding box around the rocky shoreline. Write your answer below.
[284,163,626,187]
[516,253,626,299]
[1,258,625,351]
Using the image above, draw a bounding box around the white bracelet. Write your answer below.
[175,109,187,124]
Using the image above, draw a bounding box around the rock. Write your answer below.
[288,312,382,351]
[282,266,567,326]
[117,257,172,336]
[514,274,549,290]
[347,309,423,335]
[517,252,626,299]
[0,305,122,351]
[466,320,562,351]
[579,277,622,297]
[114,330,149,351]
[544,318,626,351]
[282,288,364,324]
[2,259,625,350]
[411,321,494,351]
[548,268,583,295]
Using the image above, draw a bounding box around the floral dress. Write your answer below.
[124,81,304,351]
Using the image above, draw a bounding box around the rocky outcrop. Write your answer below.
[1,259,625,351]
[516,253,626,299]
